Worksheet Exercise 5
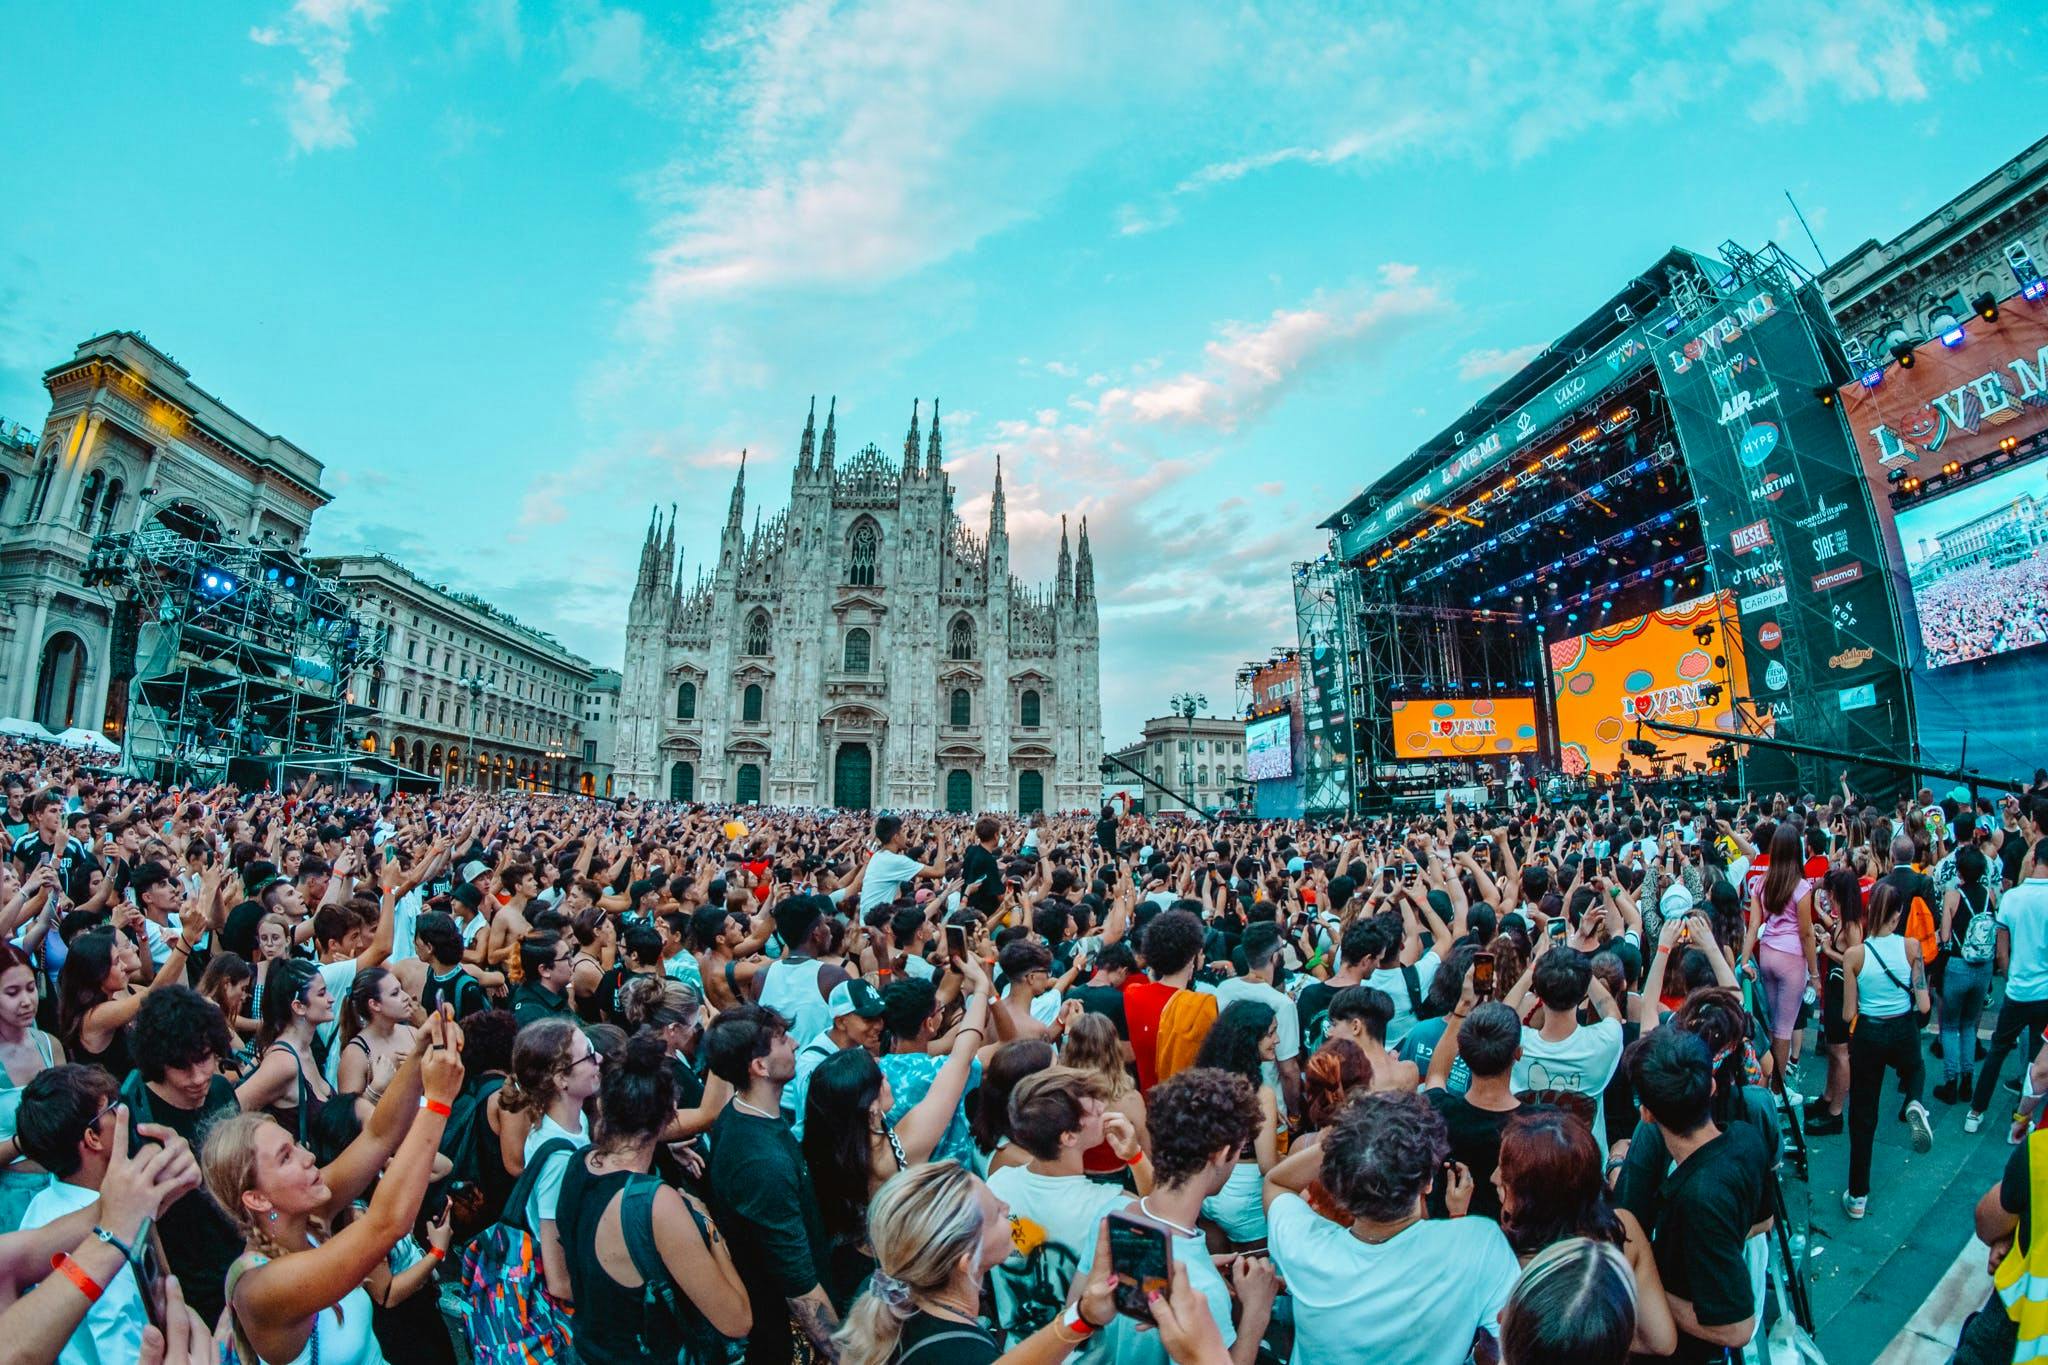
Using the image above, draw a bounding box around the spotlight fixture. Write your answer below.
[1814,386,1837,407]
[1974,292,2000,323]
[2001,436,2020,453]
[1891,340,1918,369]
[1887,466,1910,485]
[2027,279,2048,302]
[1692,623,1715,645]
[1941,460,1962,477]
[1698,682,1723,705]
[1860,368,1884,389]
[1902,476,1922,494]
[1940,325,1966,349]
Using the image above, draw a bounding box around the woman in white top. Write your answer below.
[204,1009,465,1365]
[1840,880,1933,1220]
[0,942,62,1232]
[498,1016,600,1303]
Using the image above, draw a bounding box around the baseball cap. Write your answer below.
[1286,856,1306,875]
[828,979,885,1020]
[459,860,491,883]
[1659,883,1695,919]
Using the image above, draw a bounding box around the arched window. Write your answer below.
[670,762,695,802]
[0,471,10,519]
[735,763,762,804]
[742,684,764,723]
[1017,770,1044,815]
[26,453,55,521]
[948,616,975,661]
[946,770,973,813]
[32,632,88,732]
[848,522,879,586]
[844,628,871,673]
[98,479,124,534]
[1020,689,1041,728]
[676,681,697,720]
[743,611,771,656]
[949,688,971,727]
[76,470,105,533]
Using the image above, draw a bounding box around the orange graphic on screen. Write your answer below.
[1548,591,1750,776]
[1390,698,1540,759]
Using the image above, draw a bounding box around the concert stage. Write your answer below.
[1308,245,1919,814]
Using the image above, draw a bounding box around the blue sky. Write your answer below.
[3,1,2045,745]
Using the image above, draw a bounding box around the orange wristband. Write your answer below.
[427,1246,447,1262]
[420,1098,453,1117]
[1123,1149,1144,1167]
[50,1254,102,1302]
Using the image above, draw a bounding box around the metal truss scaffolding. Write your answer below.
[1291,558,1360,819]
[84,527,389,788]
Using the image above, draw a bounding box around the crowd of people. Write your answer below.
[0,732,2045,1364]
[1910,552,2048,668]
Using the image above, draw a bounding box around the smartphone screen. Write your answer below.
[1472,951,1495,999]
[944,924,969,962]
[1548,918,1566,940]
[1401,862,1418,885]
[1106,1211,1171,1323]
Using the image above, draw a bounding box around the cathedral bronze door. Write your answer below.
[833,742,873,810]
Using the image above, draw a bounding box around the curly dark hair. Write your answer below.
[1192,999,1275,1087]
[1147,1067,1258,1186]
[1140,909,1205,977]
[131,985,234,1084]
[1320,1090,1447,1223]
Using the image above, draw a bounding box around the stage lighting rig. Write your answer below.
[1692,623,1715,645]
[1698,682,1723,705]
[1625,738,1663,759]
[1891,340,1918,369]
[1973,292,1999,324]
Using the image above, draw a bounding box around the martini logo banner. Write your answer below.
[1390,698,1538,759]
[1548,592,1749,776]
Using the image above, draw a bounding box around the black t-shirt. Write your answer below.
[121,1073,243,1327]
[963,845,1002,914]
[1424,1090,1514,1220]
[707,1106,829,1359]
[1296,979,1339,1052]
[2004,1134,2035,1252]
[1068,983,1128,1037]
[892,1312,1000,1365]
[2006,834,2031,889]
[1629,1125,1771,1364]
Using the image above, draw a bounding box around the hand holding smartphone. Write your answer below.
[1472,950,1495,1000]
[1106,1211,1172,1324]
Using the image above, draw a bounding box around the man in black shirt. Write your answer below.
[1617,1026,1769,1364]
[1422,1000,1521,1220]
[1067,942,1134,1037]
[1297,917,1375,1053]
[121,986,243,1327]
[962,816,1004,917]
[1959,1128,2043,1363]
[703,1004,835,1365]
[508,930,577,1027]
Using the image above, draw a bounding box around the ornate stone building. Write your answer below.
[613,400,1102,812]
[1820,133,2048,362]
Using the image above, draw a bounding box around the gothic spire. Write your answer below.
[988,453,1006,540]
[1056,514,1073,603]
[902,399,921,478]
[925,398,943,477]
[636,505,661,594]
[820,396,837,474]
[726,450,747,530]
[796,396,816,477]
[1076,515,1095,603]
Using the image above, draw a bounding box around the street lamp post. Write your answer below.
[463,676,488,791]
[545,736,566,794]
[1168,691,1207,814]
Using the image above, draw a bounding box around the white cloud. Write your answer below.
[1043,360,1078,378]
[559,3,647,90]
[249,0,388,153]
[1097,265,1439,431]
[1457,343,1546,383]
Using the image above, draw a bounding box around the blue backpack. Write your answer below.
[457,1136,579,1365]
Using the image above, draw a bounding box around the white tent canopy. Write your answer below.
[54,727,120,755]
[0,717,53,741]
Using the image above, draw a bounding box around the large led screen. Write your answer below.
[1245,714,1293,780]
[1548,591,1751,776]
[1389,698,1539,759]
[1896,456,2048,669]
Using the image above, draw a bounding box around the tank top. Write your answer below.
[558,1158,649,1365]
[758,958,831,1047]
[0,1032,56,1143]
[1857,936,1914,1019]
[232,1247,387,1365]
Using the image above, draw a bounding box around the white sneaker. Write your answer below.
[1782,1081,1806,1107]
[1906,1101,1934,1153]
[1965,1110,1986,1133]
[1842,1191,1867,1219]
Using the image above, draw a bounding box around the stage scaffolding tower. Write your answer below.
[83,526,388,789]
[1292,556,1360,819]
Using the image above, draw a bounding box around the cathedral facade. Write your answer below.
[612,400,1102,813]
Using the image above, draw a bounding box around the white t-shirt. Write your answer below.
[1213,975,1301,1062]
[388,888,425,964]
[1073,1210,1235,1365]
[1513,1016,1626,1148]
[21,1179,145,1365]
[985,1166,1130,1342]
[859,850,926,912]
[2003,879,2048,1002]
[1266,1190,1520,1365]
[1364,955,1439,1047]
[315,959,358,1055]
[523,1112,592,1228]
[783,1035,845,1138]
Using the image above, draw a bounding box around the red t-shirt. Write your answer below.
[1123,978,1181,1092]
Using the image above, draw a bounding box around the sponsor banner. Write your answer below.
[1389,698,1539,759]
[1731,519,1774,555]
[1749,469,1796,502]
[1740,585,1789,612]
[1811,563,1865,592]
[1737,421,1782,468]
[1829,646,1875,671]
[1548,591,1750,776]
[1838,683,1877,711]
[1838,301,2048,474]
[1757,622,1782,649]
[1249,659,1301,712]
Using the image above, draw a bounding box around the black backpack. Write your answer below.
[422,968,489,1021]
